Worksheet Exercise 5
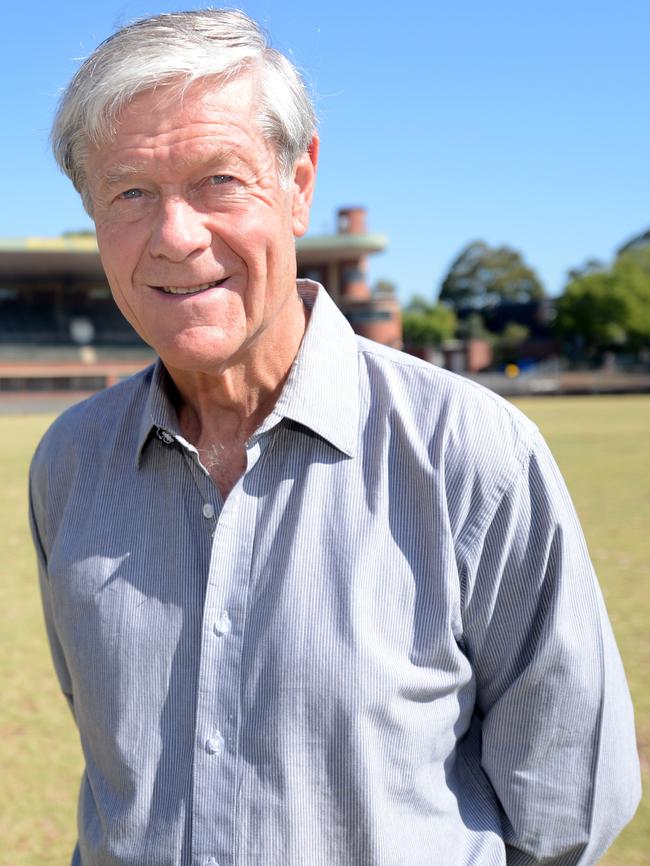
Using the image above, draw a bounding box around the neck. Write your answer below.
[163,290,308,495]
[174,360,293,446]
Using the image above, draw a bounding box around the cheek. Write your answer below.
[228,197,292,247]
[96,236,145,333]
[97,227,144,293]
[229,213,294,281]
[97,219,144,267]
[101,258,134,317]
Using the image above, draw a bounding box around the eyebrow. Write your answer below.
[97,164,142,191]
[98,147,244,190]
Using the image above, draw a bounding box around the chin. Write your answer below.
[155,329,244,374]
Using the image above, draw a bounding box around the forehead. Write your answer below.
[125,74,258,130]
[89,73,270,170]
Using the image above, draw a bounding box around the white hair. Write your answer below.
[51,9,317,212]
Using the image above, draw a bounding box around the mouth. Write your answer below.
[152,277,228,296]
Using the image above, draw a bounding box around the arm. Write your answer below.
[460,431,640,865]
[29,466,76,719]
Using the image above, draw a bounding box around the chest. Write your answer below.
[45,423,468,731]
[196,437,247,499]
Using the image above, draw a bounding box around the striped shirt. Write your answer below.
[29,282,640,866]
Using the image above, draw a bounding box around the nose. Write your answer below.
[149,196,212,262]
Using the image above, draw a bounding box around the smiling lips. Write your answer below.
[154,277,228,295]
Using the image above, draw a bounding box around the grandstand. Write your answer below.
[0,208,399,392]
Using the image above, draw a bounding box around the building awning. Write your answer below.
[0,238,104,281]
[0,232,388,281]
[296,233,388,264]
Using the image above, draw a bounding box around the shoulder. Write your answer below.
[355,336,536,460]
[355,337,539,535]
[30,365,154,491]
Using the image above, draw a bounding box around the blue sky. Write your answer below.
[2,0,649,302]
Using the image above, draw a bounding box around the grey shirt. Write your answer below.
[30,282,640,866]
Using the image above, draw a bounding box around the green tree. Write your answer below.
[566,258,606,282]
[495,322,531,365]
[404,293,431,314]
[616,227,650,273]
[456,312,490,341]
[555,259,650,356]
[439,241,545,310]
[500,321,531,348]
[616,245,650,276]
[402,299,457,347]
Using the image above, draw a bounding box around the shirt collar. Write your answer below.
[269,280,359,457]
[136,362,182,466]
[136,280,359,465]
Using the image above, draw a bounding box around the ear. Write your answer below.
[291,134,319,238]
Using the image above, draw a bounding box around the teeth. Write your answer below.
[160,280,221,295]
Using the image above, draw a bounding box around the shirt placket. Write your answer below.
[190,433,270,866]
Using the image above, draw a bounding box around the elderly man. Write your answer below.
[30,9,639,866]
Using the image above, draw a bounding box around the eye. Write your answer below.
[209,175,234,186]
[119,188,144,200]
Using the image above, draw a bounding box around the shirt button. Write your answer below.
[213,611,232,636]
[206,731,225,755]
[204,859,220,866]
[157,429,174,445]
[202,503,215,519]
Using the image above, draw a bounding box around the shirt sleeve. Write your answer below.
[29,463,76,719]
[459,430,641,865]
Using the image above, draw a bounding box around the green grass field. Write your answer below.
[1,396,648,865]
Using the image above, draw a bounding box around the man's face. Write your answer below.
[86,75,316,376]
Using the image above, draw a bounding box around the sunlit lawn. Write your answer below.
[512,396,649,866]
[1,395,647,864]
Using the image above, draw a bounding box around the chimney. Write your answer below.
[337,207,367,235]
